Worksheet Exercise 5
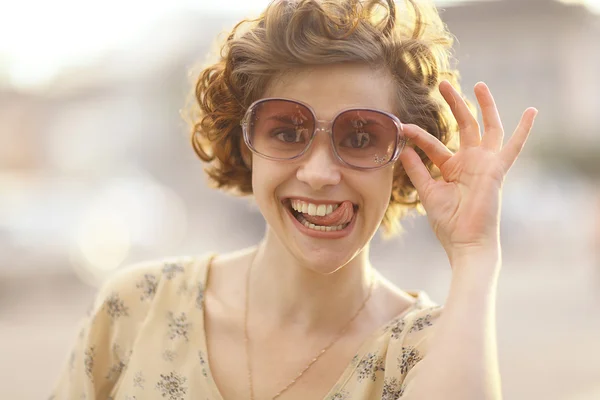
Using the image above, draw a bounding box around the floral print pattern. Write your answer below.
[136,273,158,301]
[105,344,131,381]
[49,254,441,399]
[133,371,145,389]
[386,317,406,339]
[381,377,405,400]
[327,389,351,400]
[356,352,386,382]
[83,347,95,380]
[167,312,191,341]
[162,262,184,280]
[155,372,187,400]
[162,349,177,363]
[398,346,422,375]
[198,350,209,377]
[104,293,129,320]
[195,281,205,309]
[409,314,433,333]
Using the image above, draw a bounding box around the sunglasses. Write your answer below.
[241,98,406,170]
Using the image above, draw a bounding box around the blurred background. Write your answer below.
[1,0,599,398]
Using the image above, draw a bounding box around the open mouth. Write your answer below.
[284,199,357,233]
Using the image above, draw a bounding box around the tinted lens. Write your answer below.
[332,109,401,168]
[246,99,315,160]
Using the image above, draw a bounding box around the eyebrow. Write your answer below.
[336,116,387,130]
[265,114,309,124]
[265,112,388,129]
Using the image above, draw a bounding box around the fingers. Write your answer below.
[399,146,435,195]
[474,82,504,152]
[439,80,480,148]
[500,107,538,171]
[402,124,453,168]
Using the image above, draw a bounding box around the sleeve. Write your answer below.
[48,263,162,400]
[393,305,444,398]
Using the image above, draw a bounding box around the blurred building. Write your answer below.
[1,3,600,399]
[441,0,600,157]
[0,0,599,274]
[0,13,261,275]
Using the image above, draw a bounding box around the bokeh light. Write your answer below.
[69,170,188,279]
[1,1,599,399]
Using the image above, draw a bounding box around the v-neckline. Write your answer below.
[196,253,424,400]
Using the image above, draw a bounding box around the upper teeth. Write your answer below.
[291,200,339,216]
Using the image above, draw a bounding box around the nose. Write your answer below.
[296,132,341,191]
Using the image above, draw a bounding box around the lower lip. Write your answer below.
[284,204,356,239]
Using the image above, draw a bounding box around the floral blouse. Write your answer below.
[50,254,442,400]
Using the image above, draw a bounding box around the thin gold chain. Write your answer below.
[244,250,375,400]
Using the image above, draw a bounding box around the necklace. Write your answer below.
[243,249,375,400]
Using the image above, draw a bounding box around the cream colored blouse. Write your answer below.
[50,254,442,400]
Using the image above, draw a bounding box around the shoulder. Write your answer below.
[382,291,442,343]
[401,301,443,350]
[380,293,442,381]
[404,291,442,334]
[89,253,215,325]
[52,254,215,396]
[106,253,211,282]
[340,292,441,395]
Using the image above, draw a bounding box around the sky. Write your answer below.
[0,0,599,89]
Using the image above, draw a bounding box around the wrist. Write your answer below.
[448,246,502,297]
[447,242,501,271]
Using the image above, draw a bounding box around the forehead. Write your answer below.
[262,64,396,120]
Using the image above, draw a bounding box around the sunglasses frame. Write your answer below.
[240,97,406,171]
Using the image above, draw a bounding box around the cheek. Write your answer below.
[251,160,289,206]
[367,168,394,197]
[362,169,394,217]
[251,162,271,205]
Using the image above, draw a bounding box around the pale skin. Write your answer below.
[398,81,537,399]
[204,64,537,400]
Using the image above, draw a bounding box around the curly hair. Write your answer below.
[185,0,464,237]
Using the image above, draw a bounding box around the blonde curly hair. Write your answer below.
[186,0,463,237]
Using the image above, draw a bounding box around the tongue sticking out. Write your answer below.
[301,201,355,227]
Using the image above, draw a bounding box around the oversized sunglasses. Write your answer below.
[241,98,406,170]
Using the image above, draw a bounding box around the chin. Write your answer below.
[294,251,355,275]
[287,235,368,274]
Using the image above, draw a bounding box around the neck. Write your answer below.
[246,228,376,334]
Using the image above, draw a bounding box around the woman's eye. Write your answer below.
[275,130,304,143]
[344,132,371,148]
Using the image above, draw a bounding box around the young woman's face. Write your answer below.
[251,63,399,273]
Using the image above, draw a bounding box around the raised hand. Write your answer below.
[399,81,538,264]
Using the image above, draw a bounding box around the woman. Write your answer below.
[50,0,537,399]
